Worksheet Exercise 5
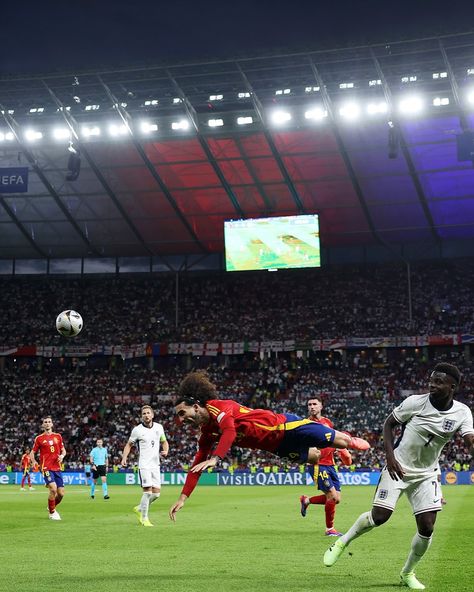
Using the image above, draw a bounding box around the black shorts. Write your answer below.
[85,472,91,478]
[92,465,107,479]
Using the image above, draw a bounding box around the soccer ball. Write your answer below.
[56,310,83,337]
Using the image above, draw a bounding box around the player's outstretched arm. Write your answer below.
[463,433,474,455]
[169,494,188,522]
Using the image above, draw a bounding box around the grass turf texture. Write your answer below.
[1,484,472,592]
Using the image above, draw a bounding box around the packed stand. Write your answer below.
[1,258,474,346]
[1,354,472,473]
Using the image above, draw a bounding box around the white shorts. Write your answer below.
[373,468,443,515]
[138,468,161,489]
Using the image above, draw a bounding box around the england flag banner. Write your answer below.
[0,167,29,193]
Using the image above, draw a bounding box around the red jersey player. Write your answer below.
[20,447,35,491]
[299,396,353,536]
[30,416,66,521]
[169,371,370,521]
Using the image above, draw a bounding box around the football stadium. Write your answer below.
[1,16,473,592]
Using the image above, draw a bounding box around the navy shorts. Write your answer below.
[42,470,64,488]
[315,464,341,492]
[275,414,336,462]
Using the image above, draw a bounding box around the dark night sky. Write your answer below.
[2,1,473,75]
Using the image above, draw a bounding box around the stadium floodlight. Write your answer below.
[140,121,158,133]
[401,75,417,83]
[29,107,45,113]
[82,125,101,137]
[24,129,43,141]
[305,86,320,93]
[108,123,128,137]
[144,99,159,106]
[467,68,474,75]
[467,89,474,104]
[52,127,71,140]
[270,110,292,125]
[339,82,354,89]
[85,104,100,111]
[208,118,224,127]
[433,97,450,107]
[368,79,382,87]
[432,72,448,79]
[209,94,223,101]
[0,132,4,141]
[339,102,361,120]
[238,92,251,99]
[304,107,327,121]
[237,116,253,125]
[398,95,424,115]
[171,119,190,131]
[173,98,182,104]
[5,131,14,141]
[367,101,388,115]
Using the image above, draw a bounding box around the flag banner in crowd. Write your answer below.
[0,346,18,356]
[2,333,471,358]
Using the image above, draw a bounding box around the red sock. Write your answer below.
[325,499,336,529]
[309,494,327,505]
[55,495,63,507]
[27,475,31,486]
[21,476,26,487]
[48,499,56,514]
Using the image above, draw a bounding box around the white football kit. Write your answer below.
[374,393,473,515]
[129,422,167,488]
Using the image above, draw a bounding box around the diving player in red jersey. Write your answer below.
[20,447,35,491]
[299,397,352,536]
[169,371,370,521]
[30,416,66,521]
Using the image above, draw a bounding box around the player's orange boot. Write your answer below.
[343,433,371,451]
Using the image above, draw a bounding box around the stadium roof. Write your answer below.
[1,32,474,264]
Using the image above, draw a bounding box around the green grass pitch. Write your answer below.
[1,484,472,592]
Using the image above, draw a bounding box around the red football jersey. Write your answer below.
[312,416,335,465]
[21,454,31,470]
[32,432,64,471]
[182,399,288,497]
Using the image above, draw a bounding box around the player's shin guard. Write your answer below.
[48,498,56,514]
[340,511,376,545]
[325,500,337,529]
[149,493,160,504]
[140,492,152,520]
[401,532,432,574]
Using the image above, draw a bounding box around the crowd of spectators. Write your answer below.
[1,353,472,474]
[1,258,474,345]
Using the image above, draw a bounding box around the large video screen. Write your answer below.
[224,214,320,272]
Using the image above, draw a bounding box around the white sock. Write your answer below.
[402,532,432,574]
[340,511,376,546]
[149,493,160,504]
[140,492,151,520]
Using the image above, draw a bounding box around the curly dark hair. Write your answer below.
[176,370,217,406]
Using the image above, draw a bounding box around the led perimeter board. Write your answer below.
[224,214,320,271]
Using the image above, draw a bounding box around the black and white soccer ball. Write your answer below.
[56,310,83,337]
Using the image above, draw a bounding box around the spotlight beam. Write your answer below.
[42,80,154,256]
[0,104,99,257]
[236,62,306,214]
[370,51,441,245]
[97,75,207,254]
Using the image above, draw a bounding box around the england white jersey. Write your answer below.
[129,422,167,470]
[392,393,473,477]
